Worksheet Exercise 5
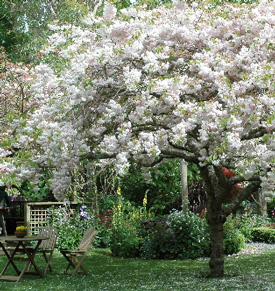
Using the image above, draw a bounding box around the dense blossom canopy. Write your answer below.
[1,0,275,200]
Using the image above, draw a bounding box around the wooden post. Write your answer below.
[24,203,30,236]
[180,159,188,212]
[256,190,267,216]
[0,209,7,236]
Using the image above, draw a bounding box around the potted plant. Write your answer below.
[14,226,27,238]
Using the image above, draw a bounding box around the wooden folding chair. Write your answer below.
[25,226,58,275]
[36,226,58,274]
[60,227,96,276]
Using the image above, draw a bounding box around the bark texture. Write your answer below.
[207,215,226,277]
[200,165,261,277]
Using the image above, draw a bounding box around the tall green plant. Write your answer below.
[109,188,153,257]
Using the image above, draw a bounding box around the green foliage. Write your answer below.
[223,215,245,255]
[93,208,114,248]
[134,0,172,9]
[95,194,121,248]
[167,209,210,259]
[251,227,275,243]
[120,163,148,206]
[142,210,210,260]
[109,195,152,258]
[113,0,132,10]
[0,3,24,53]
[57,227,83,250]
[109,207,247,259]
[141,218,174,259]
[206,0,259,8]
[20,171,54,201]
[234,211,270,242]
[267,196,275,221]
[120,159,201,215]
[47,203,94,250]
[98,195,120,213]
[110,220,144,258]
[1,0,94,62]
[94,218,112,248]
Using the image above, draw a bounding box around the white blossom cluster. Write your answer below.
[2,0,275,200]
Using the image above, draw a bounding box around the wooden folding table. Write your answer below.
[0,235,49,282]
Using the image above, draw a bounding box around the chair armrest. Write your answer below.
[59,249,74,253]
[60,249,86,255]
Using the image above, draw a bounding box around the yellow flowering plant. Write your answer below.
[15,226,27,232]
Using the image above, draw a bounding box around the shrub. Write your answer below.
[168,210,210,259]
[251,227,275,243]
[224,233,245,255]
[95,195,123,248]
[109,207,245,259]
[238,215,270,241]
[109,197,151,258]
[233,202,270,242]
[110,220,144,258]
[142,210,210,260]
[93,219,113,248]
[223,215,245,255]
[141,218,173,259]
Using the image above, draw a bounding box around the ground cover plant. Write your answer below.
[1,247,275,290]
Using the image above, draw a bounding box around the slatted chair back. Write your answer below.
[77,227,96,251]
[38,226,58,250]
[25,226,58,274]
[60,227,96,276]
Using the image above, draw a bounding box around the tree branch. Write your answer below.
[161,148,198,163]
[138,156,165,167]
[241,126,271,141]
[82,152,116,160]
[223,181,261,215]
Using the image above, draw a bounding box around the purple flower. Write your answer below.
[80,205,87,212]
[80,205,90,220]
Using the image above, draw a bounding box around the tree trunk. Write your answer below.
[200,165,228,277]
[208,218,225,277]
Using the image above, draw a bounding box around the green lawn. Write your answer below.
[0,248,275,291]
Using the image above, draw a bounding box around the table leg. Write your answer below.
[0,241,21,276]
[21,240,43,278]
[0,239,44,282]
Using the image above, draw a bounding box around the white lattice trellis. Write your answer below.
[24,202,79,235]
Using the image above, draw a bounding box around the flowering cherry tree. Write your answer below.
[2,0,275,277]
